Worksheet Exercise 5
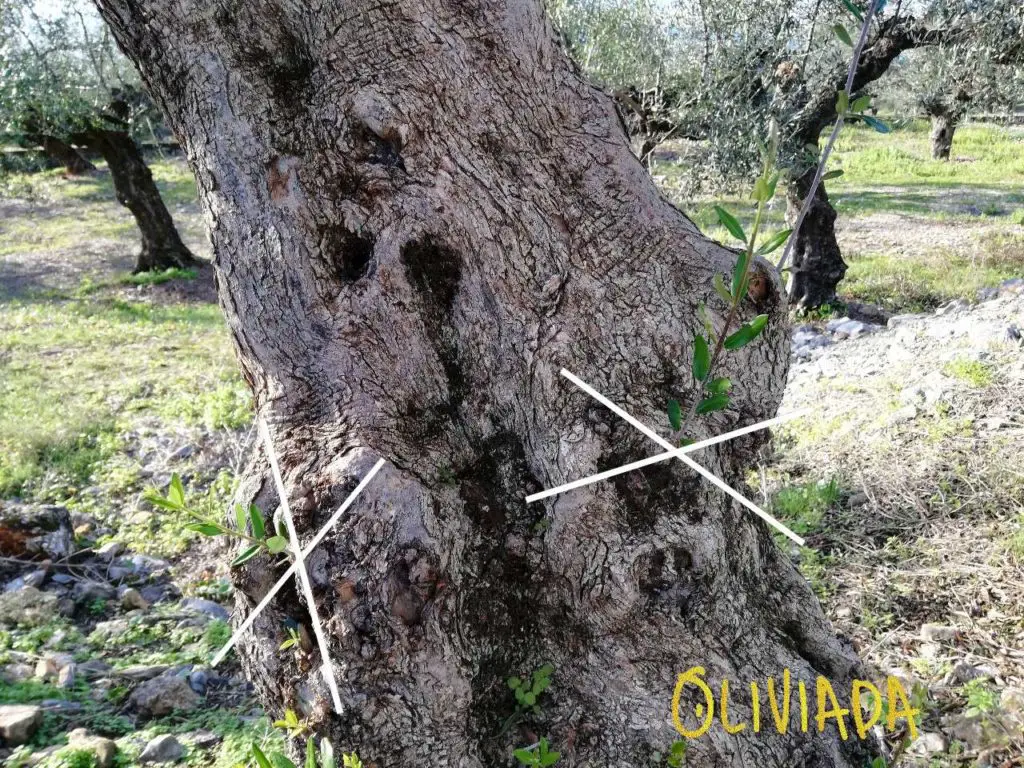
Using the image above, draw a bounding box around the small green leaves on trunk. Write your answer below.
[756,228,792,256]
[668,399,682,431]
[692,335,711,382]
[697,393,730,414]
[724,314,769,350]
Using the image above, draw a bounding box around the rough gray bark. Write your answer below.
[92,0,872,765]
[786,172,846,310]
[73,127,197,273]
[929,112,956,160]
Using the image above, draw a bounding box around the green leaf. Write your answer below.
[667,399,682,432]
[731,251,749,298]
[706,377,731,395]
[861,114,891,133]
[186,522,224,536]
[836,89,850,115]
[305,737,317,768]
[822,169,844,181]
[714,205,746,243]
[696,394,730,414]
[692,335,710,382]
[842,0,864,21]
[266,535,288,554]
[851,94,872,112]
[249,505,266,539]
[756,228,792,256]
[524,691,536,706]
[168,473,185,507]
[513,749,535,766]
[723,315,769,350]
[713,272,733,304]
[541,751,561,766]
[751,176,771,203]
[765,170,781,199]
[271,755,297,768]
[507,676,522,690]
[234,503,247,533]
[145,493,183,512]
[231,544,262,568]
[832,24,853,46]
[252,744,275,768]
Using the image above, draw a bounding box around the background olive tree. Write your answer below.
[551,0,1024,308]
[0,0,195,272]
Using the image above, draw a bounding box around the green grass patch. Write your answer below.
[943,358,996,388]
[771,477,841,536]
[0,296,247,501]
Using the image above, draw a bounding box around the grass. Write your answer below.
[0,296,247,502]
[0,158,201,257]
[660,120,1024,312]
[943,358,996,388]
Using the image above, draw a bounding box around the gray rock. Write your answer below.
[183,729,221,749]
[119,587,150,611]
[0,704,43,745]
[78,660,112,679]
[1,663,34,683]
[0,504,74,560]
[128,675,200,718]
[115,664,170,681]
[848,492,869,508]
[1003,324,1021,343]
[67,728,118,768]
[1000,687,1024,721]
[178,598,229,622]
[73,580,115,606]
[57,663,77,689]
[51,573,75,585]
[131,555,170,575]
[909,732,947,755]
[140,734,185,763]
[5,569,47,592]
[0,587,59,628]
[920,623,958,643]
[94,541,124,561]
[168,444,195,461]
[188,667,209,695]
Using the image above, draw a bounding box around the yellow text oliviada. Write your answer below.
[672,667,919,741]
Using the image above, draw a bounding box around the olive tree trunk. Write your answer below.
[93,0,872,765]
[33,134,97,175]
[74,128,196,272]
[786,171,846,310]
[929,111,957,160]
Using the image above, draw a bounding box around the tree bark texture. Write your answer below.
[74,128,197,272]
[929,112,956,160]
[93,1,872,765]
[786,171,846,311]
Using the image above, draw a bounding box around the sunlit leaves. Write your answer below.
[723,314,769,350]
[714,205,746,243]
[832,24,853,46]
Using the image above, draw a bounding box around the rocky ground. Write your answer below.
[773,279,1024,767]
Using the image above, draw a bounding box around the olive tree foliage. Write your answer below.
[0,0,196,272]
[881,0,1024,159]
[0,0,143,164]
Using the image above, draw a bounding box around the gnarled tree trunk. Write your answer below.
[32,134,97,175]
[94,0,873,765]
[786,170,846,310]
[929,111,956,160]
[74,128,196,272]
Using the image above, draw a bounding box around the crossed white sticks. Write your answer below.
[526,369,807,546]
[212,370,804,714]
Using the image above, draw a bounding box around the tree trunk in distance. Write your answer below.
[786,169,847,310]
[929,112,956,160]
[77,129,196,272]
[94,0,874,765]
[37,135,97,175]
